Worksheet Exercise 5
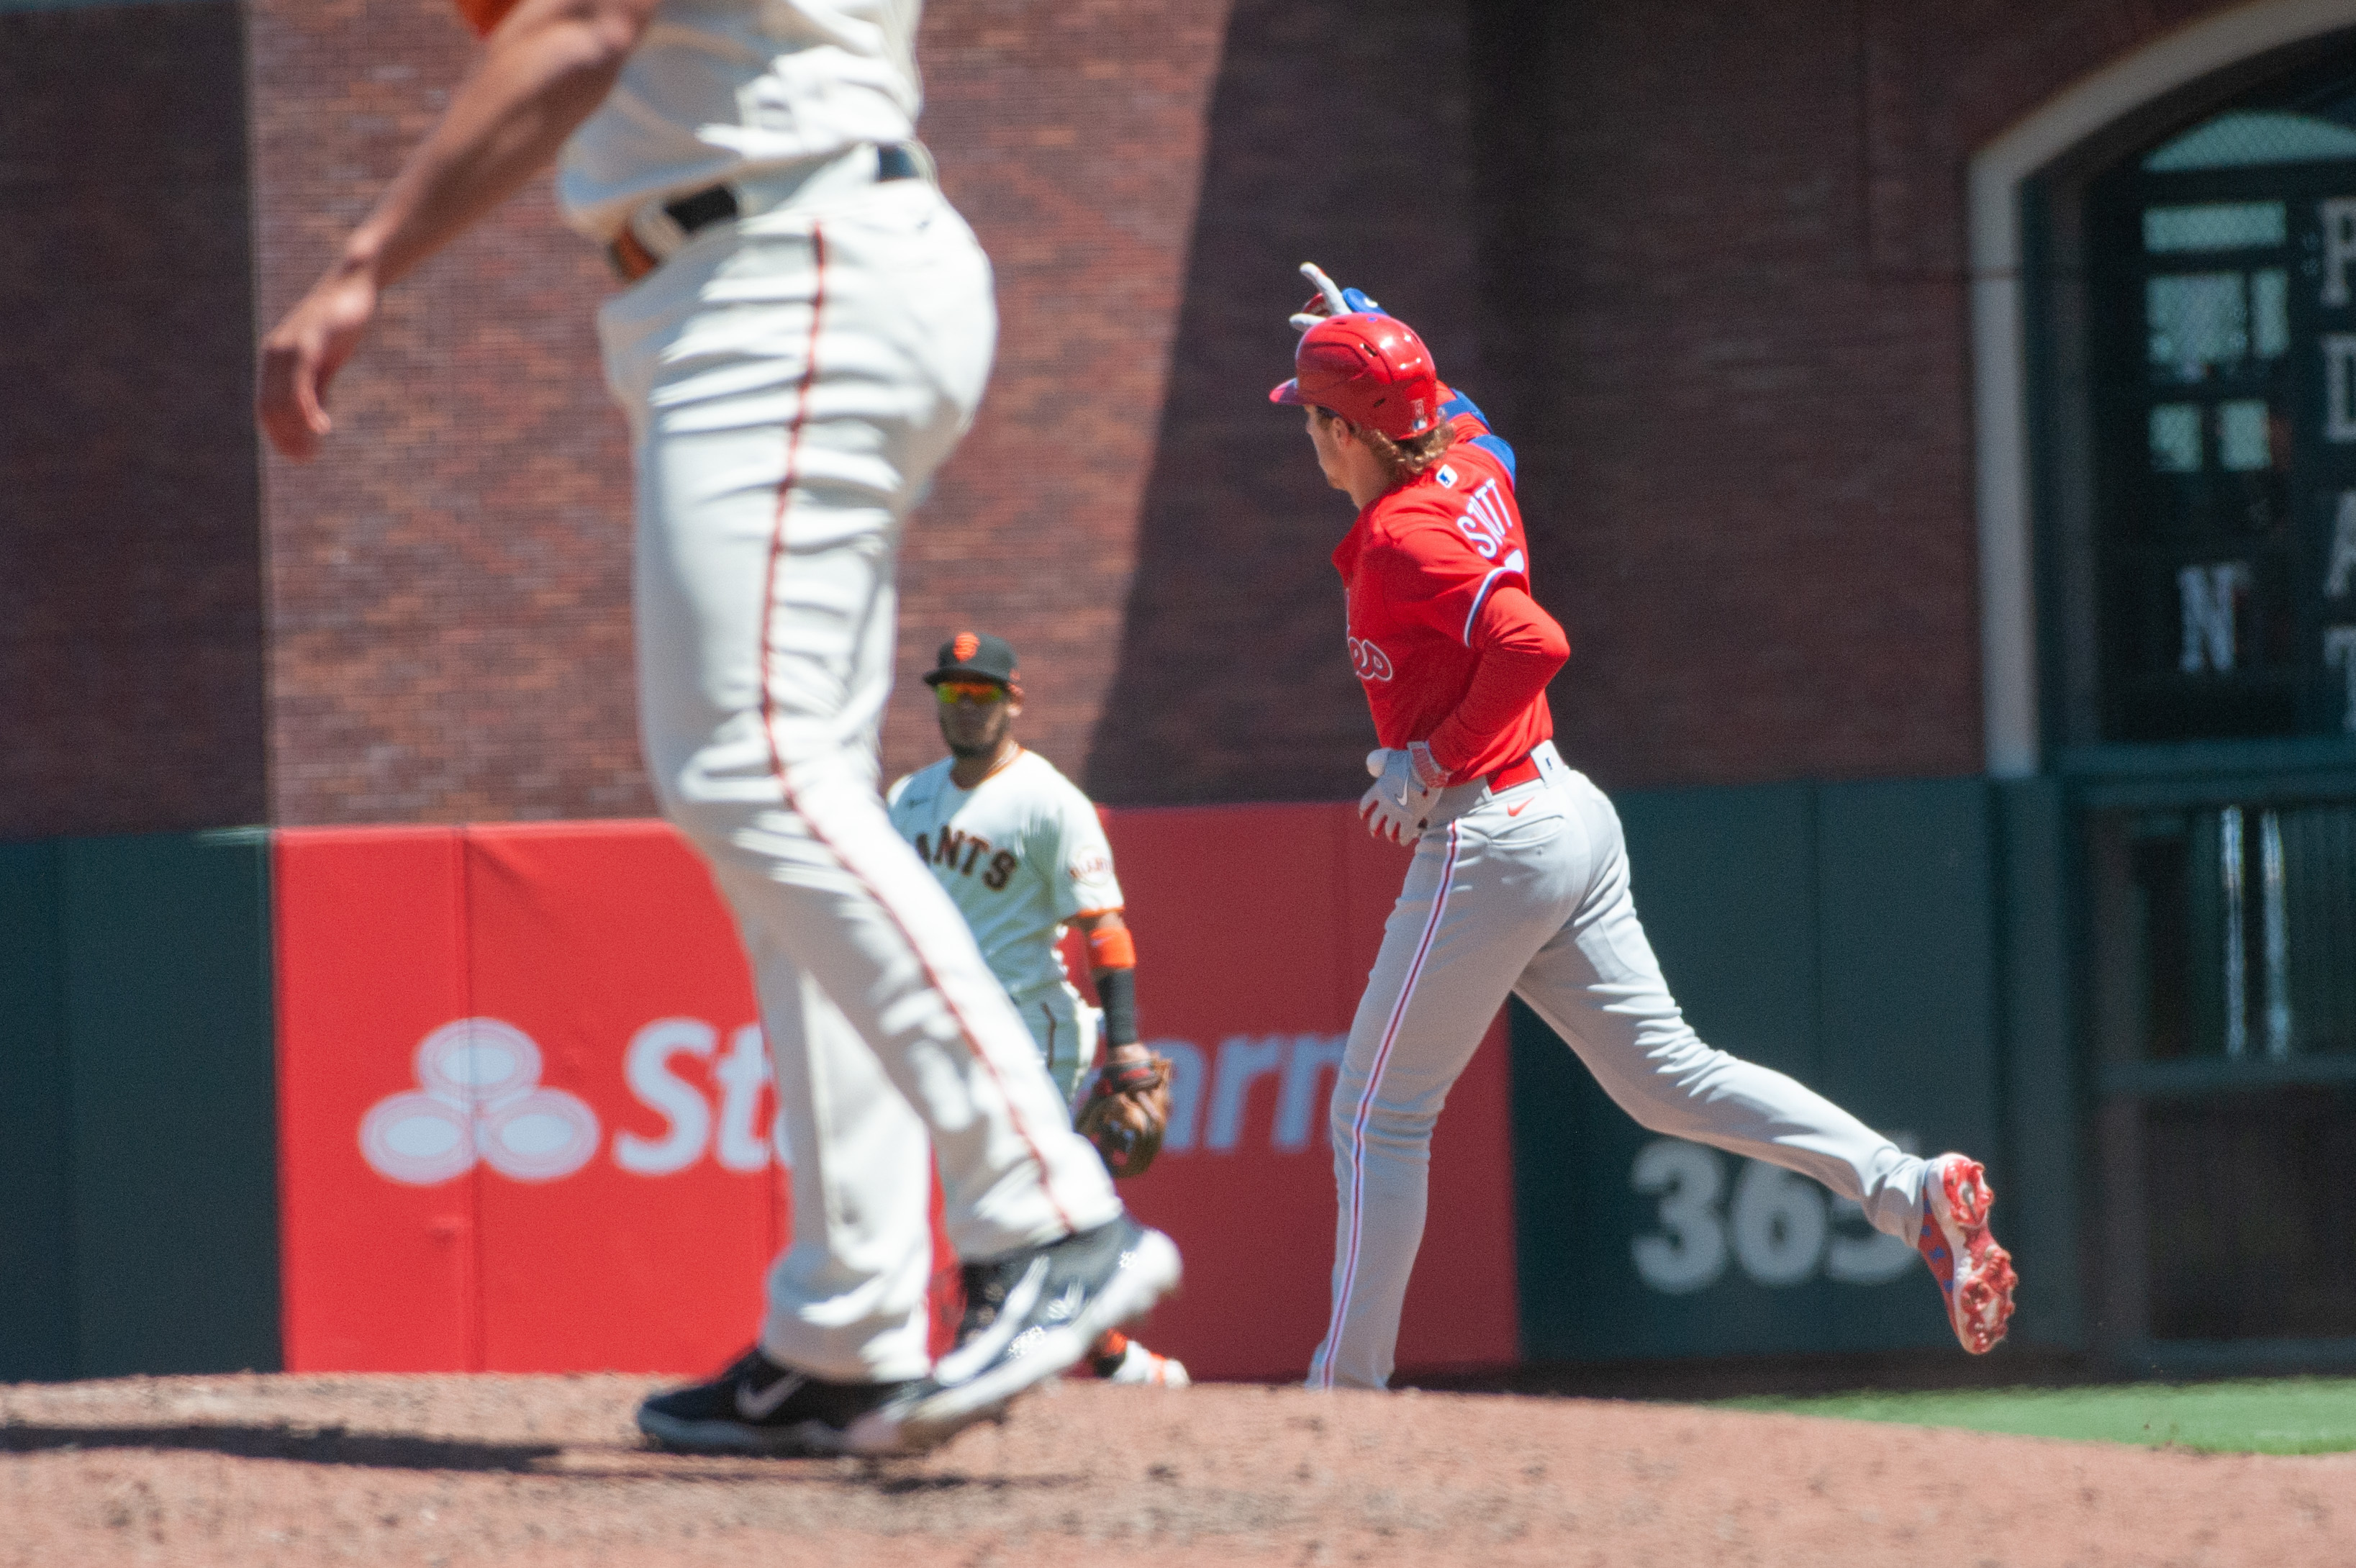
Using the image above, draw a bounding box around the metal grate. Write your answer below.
[2131,800,2356,1060]
[2146,109,2356,171]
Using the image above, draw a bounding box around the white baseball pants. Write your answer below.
[1309,742,1930,1390]
[1008,977,1100,1110]
[599,173,1120,1385]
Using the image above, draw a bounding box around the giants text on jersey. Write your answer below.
[884,749,1124,1000]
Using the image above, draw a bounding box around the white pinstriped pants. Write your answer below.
[1308,743,1929,1390]
[599,174,1120,1384]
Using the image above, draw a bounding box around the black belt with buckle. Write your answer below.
[608,144,924,283]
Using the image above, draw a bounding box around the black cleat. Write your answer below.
[635,1347,926,1456]
[897,1214,1181,1449]
[956,1259,1007,1346]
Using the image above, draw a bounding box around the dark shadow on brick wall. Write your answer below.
[0,4,266,838]
[1084,0,1486,806]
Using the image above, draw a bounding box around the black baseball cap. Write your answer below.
[923,630,1019,686]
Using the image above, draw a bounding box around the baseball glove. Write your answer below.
[1074,1053,1173,1178]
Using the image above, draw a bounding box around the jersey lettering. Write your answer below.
[923,825,1002,884]
[1330,406,1553,775]
[885,752,1128,1002]
[1456,479,1510,561]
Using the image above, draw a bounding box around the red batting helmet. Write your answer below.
[1269,314,1442,439]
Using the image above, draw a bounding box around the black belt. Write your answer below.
[608,144,925,282]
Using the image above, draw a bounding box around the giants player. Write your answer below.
[1270,270,2016,1390]
[887,631,1187,1387]
[255,0,1178,1456]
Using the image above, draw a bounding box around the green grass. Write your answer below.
[1717,1377,2356,1454]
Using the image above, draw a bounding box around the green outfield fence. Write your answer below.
[0,831,280,1381]
[1509,776,2083,1361]
[2,779,2075,1382]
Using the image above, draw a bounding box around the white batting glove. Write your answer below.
[1290,262,1385,332]
[1359,742,1448,845]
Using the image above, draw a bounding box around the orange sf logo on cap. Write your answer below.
[952,632,980,661]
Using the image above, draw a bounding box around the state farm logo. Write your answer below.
[358,1015,786,1188]
[359,1016,1341,1187]
[1348,636,1393,682]
[359,1019,602,1185]
[1142,1033,1346,1154]
[613,1018,784,1176]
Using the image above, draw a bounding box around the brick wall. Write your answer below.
[1089,0,2256,802]
[1444,0,2247,793]
[243,0,1232,823]
[1082,0,1487,804]
[8,0,2285,830]
[0,4,265,839]
[884,0,1233,789]
[248,0,646,825]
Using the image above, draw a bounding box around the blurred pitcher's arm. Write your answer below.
[257,0,659,461]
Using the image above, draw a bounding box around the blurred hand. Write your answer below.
[258,260,380,462]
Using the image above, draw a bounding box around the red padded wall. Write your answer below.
[276,828,477,1371]
[275,809,1518,1380]
[276,823,782,1374]
[1107,805,1518,1380]
[460,824,781,1372]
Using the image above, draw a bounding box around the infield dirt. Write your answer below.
[1,1373,2347,1567]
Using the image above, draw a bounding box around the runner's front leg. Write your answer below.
[1310,820,1551,1391]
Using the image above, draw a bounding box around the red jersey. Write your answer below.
[1332,403,1559,782]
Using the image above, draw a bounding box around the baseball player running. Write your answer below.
[886,631,1189,1387]
[255,0,1178,1456]
[1270,267,2016,1391]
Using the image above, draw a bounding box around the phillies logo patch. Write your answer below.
[1349,636,1395,681]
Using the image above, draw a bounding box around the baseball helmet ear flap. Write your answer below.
[1269,314,1442,440]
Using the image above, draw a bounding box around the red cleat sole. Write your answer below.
[1918,1155,2016,1355]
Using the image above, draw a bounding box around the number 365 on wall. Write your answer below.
[1628,1136,1917,1294]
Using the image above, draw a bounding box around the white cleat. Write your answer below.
[1097,1336,1189,1387]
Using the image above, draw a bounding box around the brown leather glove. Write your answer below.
[1073,1053,1172,1178]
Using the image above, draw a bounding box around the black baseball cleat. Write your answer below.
[635,1347,927,1457]
[897,1213,1181,1449]
[955,1259,1008,1346]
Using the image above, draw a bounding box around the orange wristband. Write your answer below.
[1085,925,1137,970]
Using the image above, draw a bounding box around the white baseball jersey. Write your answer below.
[558,0,923,241]
[885,750,1124,1000]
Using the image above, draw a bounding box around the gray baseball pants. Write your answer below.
[1308,742,1929,1390]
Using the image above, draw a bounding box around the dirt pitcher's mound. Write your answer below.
[1,1374,2349,1567]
